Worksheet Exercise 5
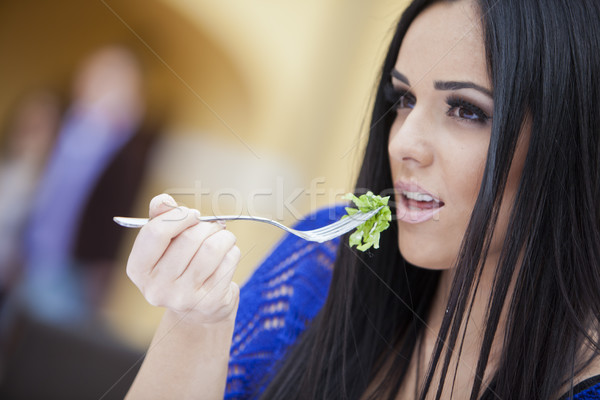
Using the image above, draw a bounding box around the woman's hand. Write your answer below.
[126,193,241,324]
[125,194,241,399]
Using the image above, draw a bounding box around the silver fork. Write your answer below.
[113,206,382,243]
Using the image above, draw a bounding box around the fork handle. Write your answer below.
[113,215,282,229]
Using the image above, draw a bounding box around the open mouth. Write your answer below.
[401,190,445,211]
[395,182,445,224]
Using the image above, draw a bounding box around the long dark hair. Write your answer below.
[260,0,600,398]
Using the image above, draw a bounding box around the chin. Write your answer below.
[398,238,453,270]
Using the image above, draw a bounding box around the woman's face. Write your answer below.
[388,0,527,269]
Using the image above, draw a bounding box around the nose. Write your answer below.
[388,108,434,168]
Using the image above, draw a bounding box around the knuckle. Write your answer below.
[204,230,236,250]
[202,295,220,312]
[144,286,165,307]
[221,230,237,245]
[190,265,210,286]
[222,286,237,307]
[225,245,241,264]
[126,264,137,282]
[201,234,222,253]
[231,245,241,257]
[170,292,189,312]
[195,285,209,301]
[126,262,145,286]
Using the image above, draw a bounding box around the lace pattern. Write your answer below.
[225,206,344,399]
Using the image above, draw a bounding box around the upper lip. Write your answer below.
[395,180,444,204]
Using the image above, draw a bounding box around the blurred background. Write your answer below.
[0,0,408,398]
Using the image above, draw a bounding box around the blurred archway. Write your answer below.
[0,0,252,137]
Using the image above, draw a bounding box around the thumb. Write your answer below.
[149,193,178,219]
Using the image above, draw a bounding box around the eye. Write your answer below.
[446,96,491,124]
[384,83,416,111]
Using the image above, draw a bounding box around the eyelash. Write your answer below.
[383,82,491,125]
[445,96,491,124]
[384,83,415,110]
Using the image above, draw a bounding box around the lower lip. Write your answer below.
[396,195,443,224]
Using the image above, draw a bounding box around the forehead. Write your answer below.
[396,1,489,88]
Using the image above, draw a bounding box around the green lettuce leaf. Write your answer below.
[342,191,391,251]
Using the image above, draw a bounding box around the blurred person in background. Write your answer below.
[17,45,159,325]
[0,90,61,303]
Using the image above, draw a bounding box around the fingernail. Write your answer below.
[217,220,227,228]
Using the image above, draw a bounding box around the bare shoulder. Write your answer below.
[577,355,600,383]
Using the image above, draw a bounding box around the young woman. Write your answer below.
[124,0,600,398]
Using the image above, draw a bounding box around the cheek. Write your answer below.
[447,157,485,236]
[443,151,487,215]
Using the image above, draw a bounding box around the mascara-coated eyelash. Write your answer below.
[383,82,416,110]
[446,96,491,124]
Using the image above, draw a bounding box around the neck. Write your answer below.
[418,251,511,396]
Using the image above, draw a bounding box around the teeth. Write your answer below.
[403,190,438,202]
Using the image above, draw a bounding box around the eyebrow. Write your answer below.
[391,69,410,85]
[390,69,493,98]
[434,80,493,98]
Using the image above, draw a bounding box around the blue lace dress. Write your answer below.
[226,206,342,398]
[224,206,600,399]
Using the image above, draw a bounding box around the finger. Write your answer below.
[152,221,225,282]
[203,245,241,297]
[218,281,240,320]
[151,230,236,316]
[127,206,200,281]
[149,193,178,219]
[185,230,238,289]
[188,245,240,321]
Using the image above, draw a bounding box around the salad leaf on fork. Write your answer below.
[343,191,391,251]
